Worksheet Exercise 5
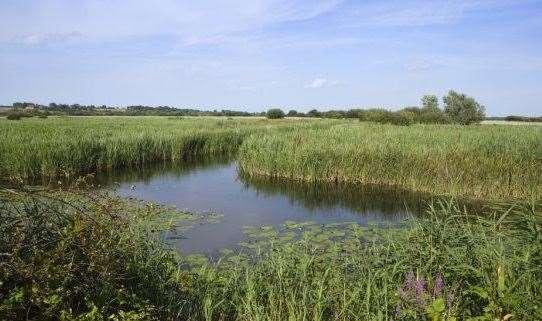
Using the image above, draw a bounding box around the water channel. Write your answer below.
[99,159,430,254]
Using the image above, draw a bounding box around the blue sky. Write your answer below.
[1,0,541,115]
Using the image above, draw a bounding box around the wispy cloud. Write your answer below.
[305,78,342,89]
[341,0,527,27]
[305,78,328,88]
[0,0,343,45]
[12,31,82,45]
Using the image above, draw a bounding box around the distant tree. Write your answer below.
[307,109,321,118]
[287,110,298,117]
[266,108,285,119]
[323,110,345,119]
[443,90,485,125]
[346,109,362,118]
[421,95,439,112]
[401,106,423,115]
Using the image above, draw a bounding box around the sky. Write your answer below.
[1,0,541,116]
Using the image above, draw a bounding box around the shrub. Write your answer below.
[402,106,423,115]
[443,90,485,125]
[418,110,451,124]
[0,189,187,320]
[6,113,23,120]
[5,111,34,120]
[359,109,413,126]
[266,108,285,119]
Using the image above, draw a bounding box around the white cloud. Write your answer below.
[305,78,328,88]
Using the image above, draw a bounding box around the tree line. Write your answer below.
[3,90,539,124]
[268,90,488,125]
[4,102,263,118]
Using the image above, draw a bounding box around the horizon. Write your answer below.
[1,98,538,118]
[1,1,541,116]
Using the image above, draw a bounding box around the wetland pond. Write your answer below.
[99,159,431,255]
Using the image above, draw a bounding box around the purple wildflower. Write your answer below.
[405,271,415,291]
[447,292,455,309]
[434,273,444,297]
[415,276,427,308]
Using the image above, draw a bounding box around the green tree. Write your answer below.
[307,109,321,118]
[287,110,298,117]
[422,95,439,112]
[443,90,485,125]
[266,108,285,119]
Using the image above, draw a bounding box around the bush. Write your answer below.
[417,110,451,124]
[6,111,37,120]
[6,113,23,120]
[0,189,187,320]
[266,108,285,119]
[359,109,413,126]
[443,90,485,125]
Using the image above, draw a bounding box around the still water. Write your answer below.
[101,159,428,254]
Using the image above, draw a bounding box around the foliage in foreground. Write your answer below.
[1,189,541,320]
[0,188,191,320]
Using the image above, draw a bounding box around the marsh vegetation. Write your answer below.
[1,116,541,320]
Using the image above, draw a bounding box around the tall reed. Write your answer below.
[0,116,324,182]
[239,123,542,201]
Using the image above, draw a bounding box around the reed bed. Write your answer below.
[238,123,542,201]
[2,189,540,320]
[0,116,324,183]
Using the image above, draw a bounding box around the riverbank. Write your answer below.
[1,188,540,320]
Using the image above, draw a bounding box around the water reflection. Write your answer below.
[239,173,432,217]
[99,159,433,254]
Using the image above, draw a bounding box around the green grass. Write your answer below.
[2,189,540,320]
[238,123,542,201]
[0,116,326,183]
